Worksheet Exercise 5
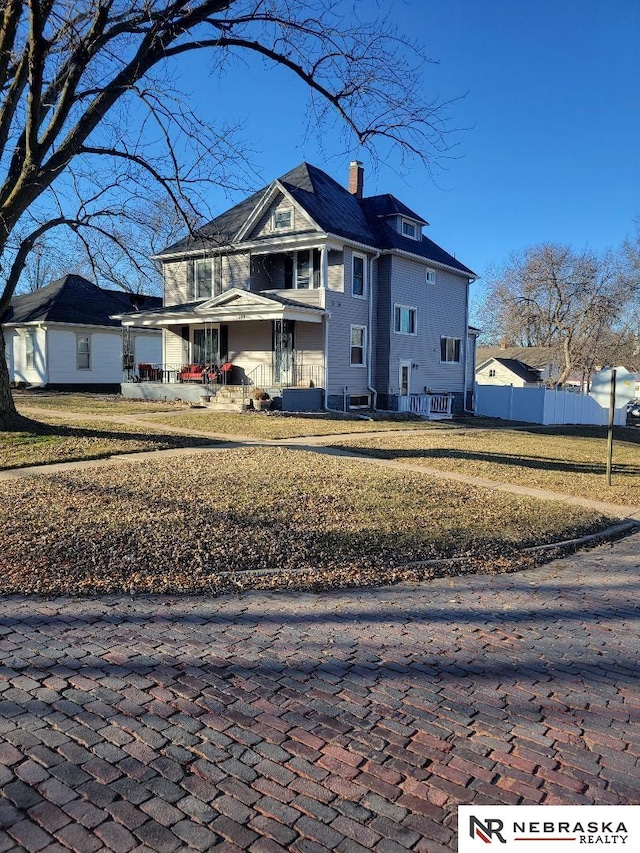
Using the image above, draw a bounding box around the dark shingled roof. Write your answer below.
[160,162,475,276]
[360,193,428,224]
[491,358,543,384]
[477,346,557,371]
[2,275,161,327]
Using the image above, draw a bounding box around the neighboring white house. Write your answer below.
[3,275,161,390]
[118,161,476,413]
[476,356,543,388]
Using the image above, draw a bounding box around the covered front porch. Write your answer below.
[118,288,326,410]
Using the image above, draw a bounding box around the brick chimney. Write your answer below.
[349,160,364,199]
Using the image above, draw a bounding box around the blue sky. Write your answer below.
[173,0,639,293]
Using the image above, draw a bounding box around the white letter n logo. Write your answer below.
[469,816,507,844]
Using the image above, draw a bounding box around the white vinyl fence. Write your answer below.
[475,384,627,426]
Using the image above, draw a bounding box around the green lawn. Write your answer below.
[0,448,613,596]
[329,426,640,507]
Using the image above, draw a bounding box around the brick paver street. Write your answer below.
[1,532,638,852]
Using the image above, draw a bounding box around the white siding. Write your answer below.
[164,327,187,365]
[6,327,47,385]
[47,327,123,384]
[163,259,189,306]
[476,360,530,388]
[133,332,162,365]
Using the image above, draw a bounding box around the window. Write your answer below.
[296,250,310,289]
[350,325,366,366]
[188,257,221,300]
[283,250,321,289]
[273,209,292,229]
[25,331,35,368]
[488,368,496,378]
[349,394,370,409]
[440,336,461,363]
[352,253,366,297]
[425,268,435,284]
[195,258,212,299]
[77,335,91,370]
[394,305,417,335]
[402,219,418,239]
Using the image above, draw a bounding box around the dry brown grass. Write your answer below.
[0,448,613,596]
[329,426,640,507]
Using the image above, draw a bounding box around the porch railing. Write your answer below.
[244,363,324,390]
[125,361,324,389]
[397,392,453,420]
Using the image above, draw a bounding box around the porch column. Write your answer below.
[321,245,328,289]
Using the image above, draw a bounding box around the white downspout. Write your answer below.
[367,251,380,410]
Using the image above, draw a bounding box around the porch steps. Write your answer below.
[204,385,248,413]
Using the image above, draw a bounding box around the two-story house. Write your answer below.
[118,162,476,414]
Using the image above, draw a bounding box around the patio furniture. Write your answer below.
[138,363,162,381]
[178,364,205,382]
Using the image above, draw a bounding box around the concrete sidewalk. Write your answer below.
[1,532,639,852]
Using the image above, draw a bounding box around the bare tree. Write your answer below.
[478,243,637,386]
[0,0,456,425]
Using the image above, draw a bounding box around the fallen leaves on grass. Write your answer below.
[0,448,614,596]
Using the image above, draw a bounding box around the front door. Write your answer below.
[273,319,295,385]
[193,326,219,365]
[399,360,411,396]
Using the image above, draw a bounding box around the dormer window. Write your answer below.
[401,218,419,240]
[273,208,292,230]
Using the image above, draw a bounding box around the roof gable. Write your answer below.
[478,356,542,384]
[157,161,475,276]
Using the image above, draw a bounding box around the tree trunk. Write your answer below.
[0,328,19,428]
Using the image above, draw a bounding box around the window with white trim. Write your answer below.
[393,305,417,335]
[25,331,35,368]
[352,253,366,298]
[440,336,461,363]
[401,218,418,239]
[76,335,91,370]
[273,208,292,230]
[488,368,496,378]
[425,268,435,284]
[350,325,366,366]
[188,257,222,300]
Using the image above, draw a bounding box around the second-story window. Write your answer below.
[188,257,222,300]
[195,259,212,298]
[440,336,461,363]
[352,253,366,298]
[394,305,417,335]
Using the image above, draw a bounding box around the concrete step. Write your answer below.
[205,398,247,413]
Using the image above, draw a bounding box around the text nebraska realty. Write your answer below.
[474,816,629,844]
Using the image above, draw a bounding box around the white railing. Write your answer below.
[397,393,453,420]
